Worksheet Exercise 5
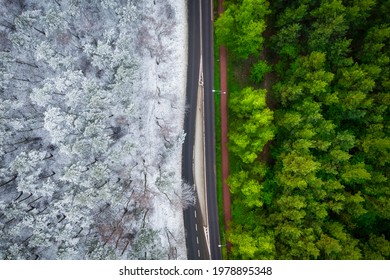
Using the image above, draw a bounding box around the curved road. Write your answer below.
[182,0,221,260]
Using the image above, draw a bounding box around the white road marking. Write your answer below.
[195,223,198,231]
[196,236,199,244]
[198,250,200,257]
[194,210,197,218]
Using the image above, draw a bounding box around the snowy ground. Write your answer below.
[129,0,189,260]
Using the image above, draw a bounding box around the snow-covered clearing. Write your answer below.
[0,0,189,259]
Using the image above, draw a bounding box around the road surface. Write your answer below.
[182,0,210,260]
[201,0,222,260]
[183,0,222,260]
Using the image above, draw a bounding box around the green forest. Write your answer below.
[215,0,389,259]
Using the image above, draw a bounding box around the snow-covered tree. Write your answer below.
[0,0,187,260]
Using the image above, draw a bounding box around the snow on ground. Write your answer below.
[128,0,189,259]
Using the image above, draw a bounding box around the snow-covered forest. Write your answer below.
[0,0,190,259]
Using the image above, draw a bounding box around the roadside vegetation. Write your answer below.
[215,0,389,259]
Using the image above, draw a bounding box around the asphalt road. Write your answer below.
[182,0,221,260]
[182,0,209,260]
[201,0,222,260]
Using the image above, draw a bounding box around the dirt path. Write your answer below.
[218,0,232,255]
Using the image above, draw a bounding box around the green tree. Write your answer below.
[225,0,390,260]
[251,60,272,83]
[229,87,275,164]
[215,0,270,59]
[229,224,275,259]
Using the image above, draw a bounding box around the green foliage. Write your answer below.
[224,0,389,260]
[229,170,264,208]
[229,224,275,259]
[276,4,308,27]
[361,234,390,259]
[229,87,275,164]
[215,0,270,59]
[251,60,272,83]
[271,23,302,59]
